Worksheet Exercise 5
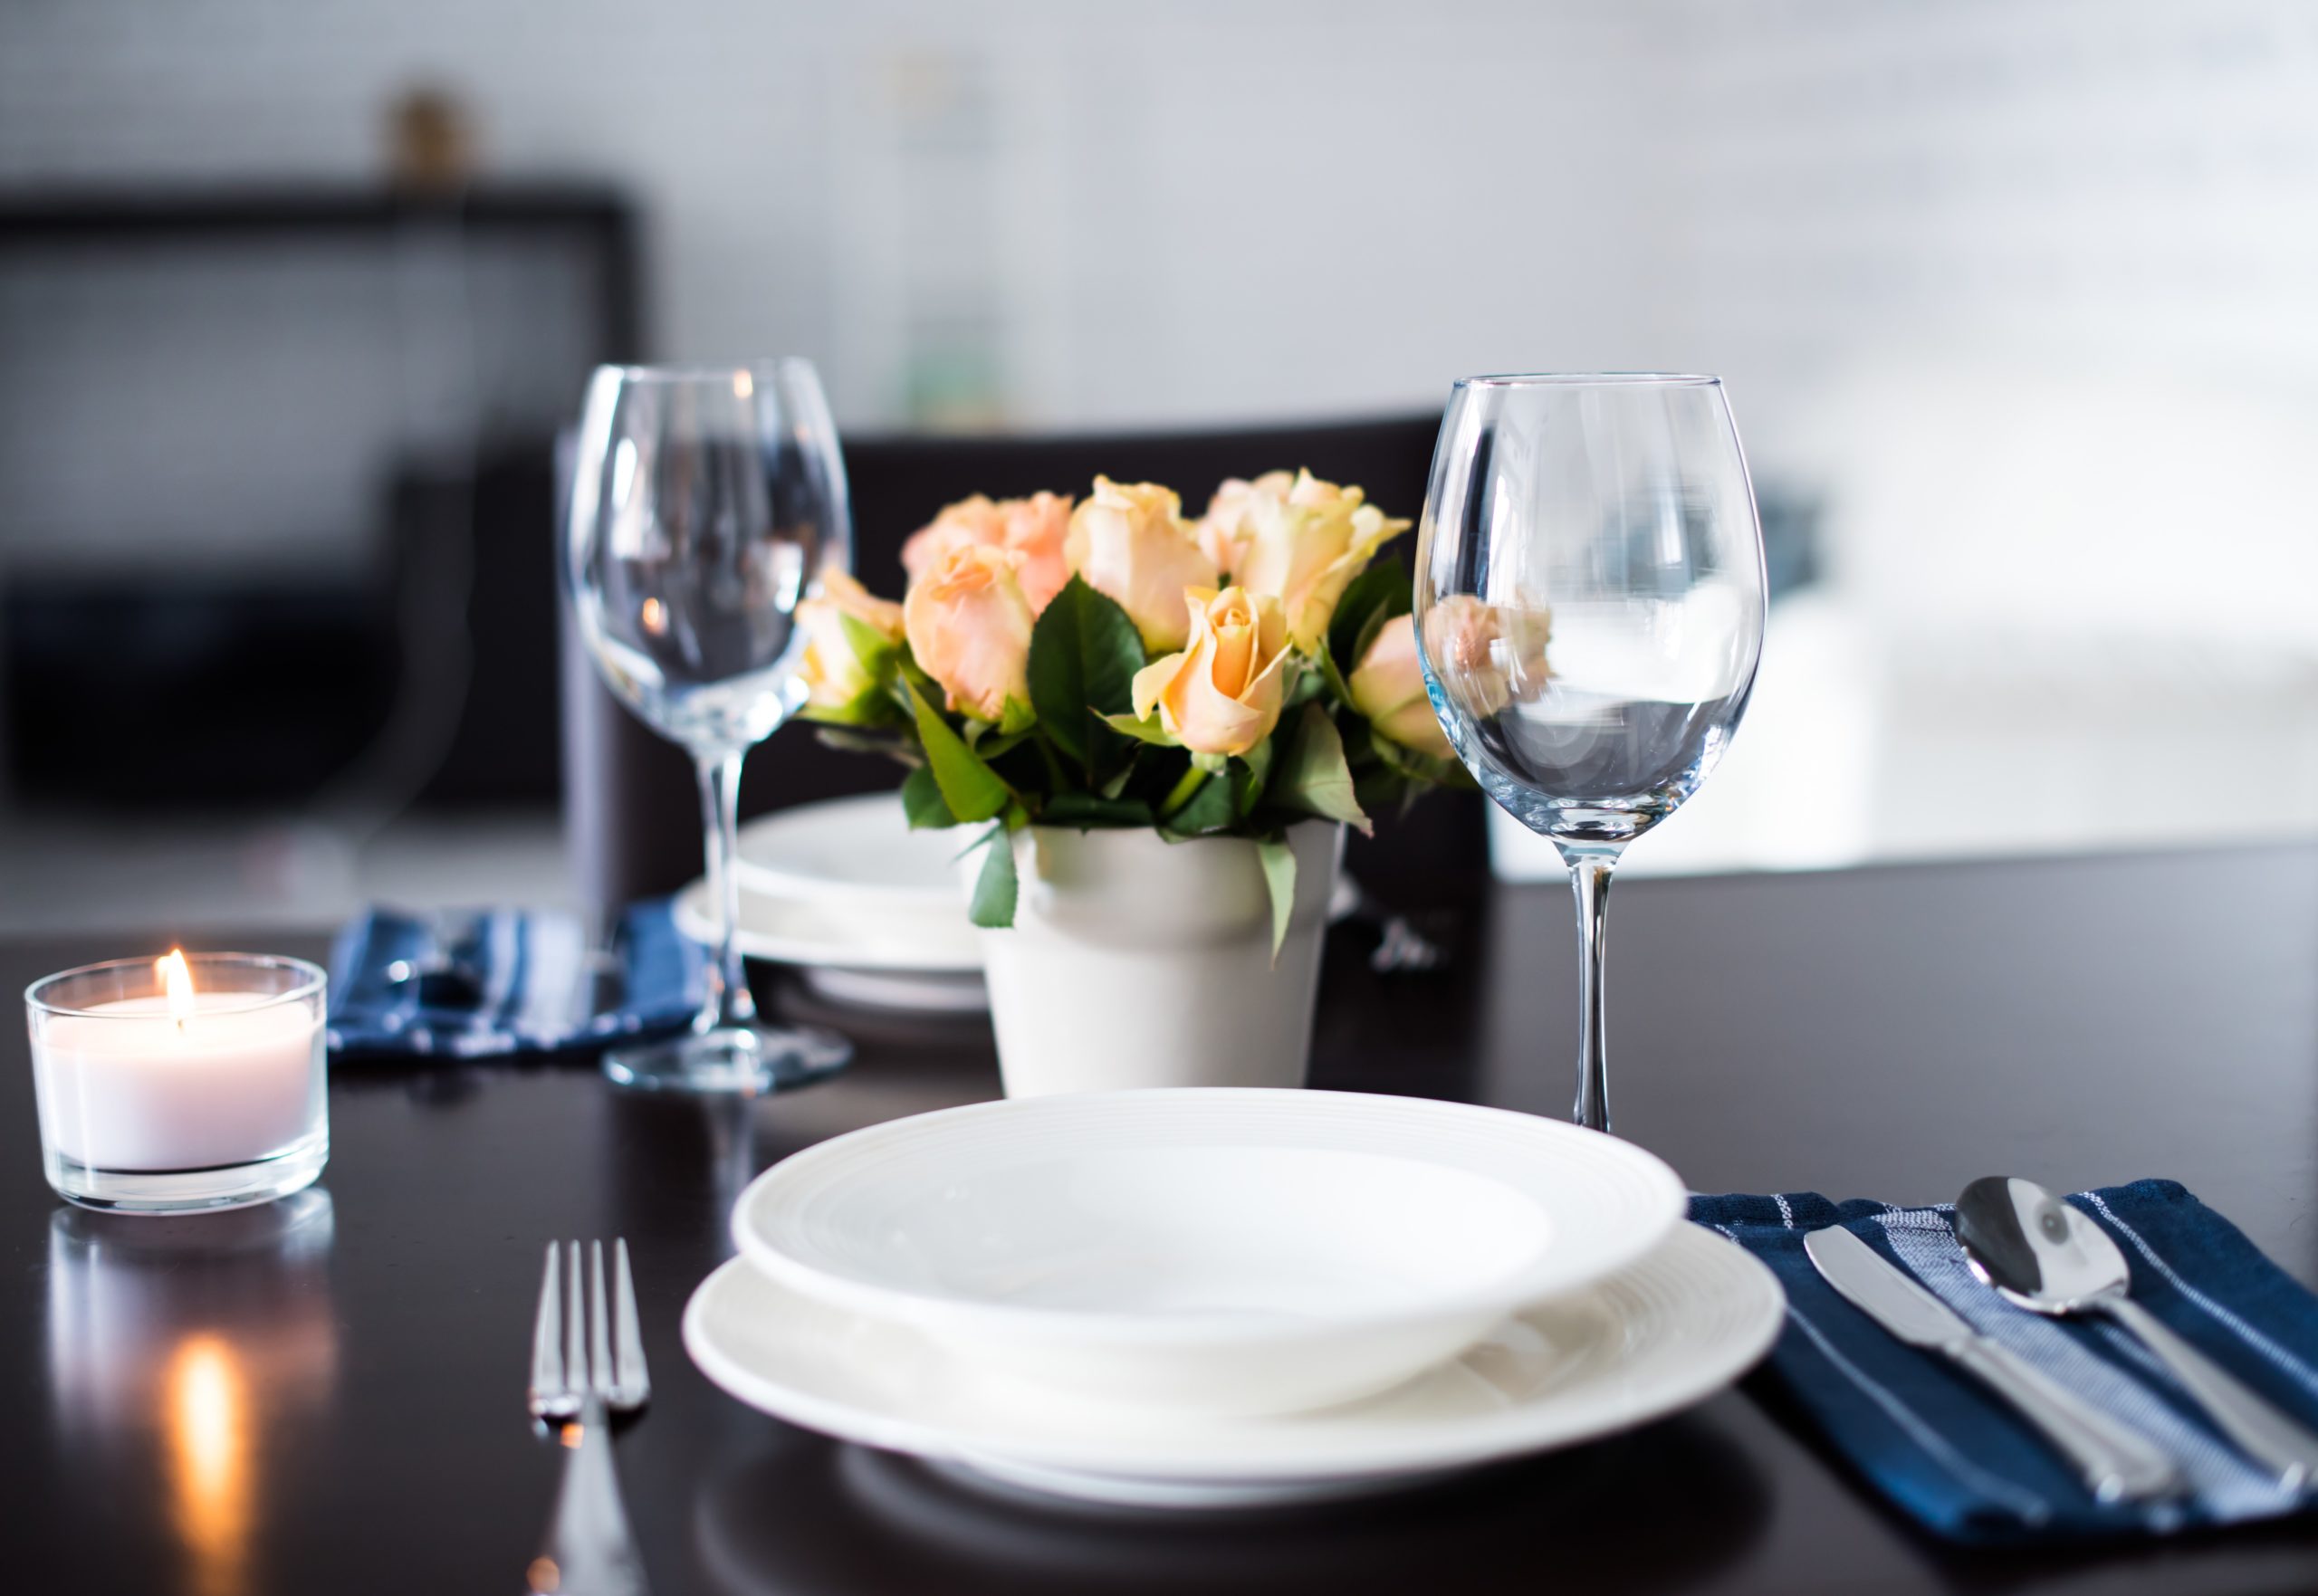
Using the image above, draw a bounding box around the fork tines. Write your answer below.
[529,1238,650,1420]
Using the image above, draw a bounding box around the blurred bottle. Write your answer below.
[387,86,479,192]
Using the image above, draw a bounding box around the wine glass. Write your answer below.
[1414,375,1766,1132]
[564,359,854,1094]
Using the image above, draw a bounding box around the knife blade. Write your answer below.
[1805,1226,2183,1503]
[1806,1227,1975,1348]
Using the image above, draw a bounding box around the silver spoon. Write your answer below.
[1955,1175,2318,1490]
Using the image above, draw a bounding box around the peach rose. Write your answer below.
[902,492,1074,613]
[1420,595,1552,721]
[1231,470,1410,655]
[795,569,905,712]
[904,544,1034,722]
[1193,471,1293,577]
[1129,586,1291,759]
[1063,477,1219,653]
[1347,613,1454,760]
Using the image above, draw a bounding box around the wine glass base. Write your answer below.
[602,1024,852,1095]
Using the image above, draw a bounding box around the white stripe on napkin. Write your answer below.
[1711,1221,2053,1522]
[2080,1191,2318,1401]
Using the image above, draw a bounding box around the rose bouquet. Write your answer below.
[793,471,1477,949]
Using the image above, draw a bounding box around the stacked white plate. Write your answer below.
[684,1089,1785,1508]
[673,793,987,1013]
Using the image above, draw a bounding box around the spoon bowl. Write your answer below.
[1954,1175,2129,1310]
[1956,1174,2318,1489]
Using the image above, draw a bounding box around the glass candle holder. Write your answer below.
[26,952,329,1214]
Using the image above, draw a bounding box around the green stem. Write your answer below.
[1158,766,1210,821]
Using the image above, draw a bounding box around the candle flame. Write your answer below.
[158,949,196,1027]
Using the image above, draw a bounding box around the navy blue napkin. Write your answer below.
[327,899,703,1059]
[1693,1182,2318,1543]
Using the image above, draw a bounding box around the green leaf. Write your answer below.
[907,681,1010,824]
[997,695,1038,737]
[1101,712,1179,747]
[1233,739,1274,818]
[1282,664,1327,710]
[1042,790,1155,828]
[1160,772,1238,837]
[811,725,909,758]
[1272,704,1373,834]
[1027,576,1145,776]
[1256,835,1297,960]
[1326,558,1412,674]
[1366,721,1475,788]
[800,677,910,729]
[972,727,1035,761]
[900,763,957,828]
[837,611,900,678]
[968,828,1018,927]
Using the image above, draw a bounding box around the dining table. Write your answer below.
[6,838,2318,1595]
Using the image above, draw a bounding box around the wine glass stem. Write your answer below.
[694,749,758,1032]
[1562,845,1622,1132]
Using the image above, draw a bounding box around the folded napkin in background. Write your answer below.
[328,899,703,1059]
[1693,1181,2318,1544]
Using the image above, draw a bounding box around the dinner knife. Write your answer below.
[1804,1226,2183,1502]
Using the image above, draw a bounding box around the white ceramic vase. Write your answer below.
[966,821,1345,1098]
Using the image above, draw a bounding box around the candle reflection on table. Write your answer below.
[46,1190,339,1596]
[167,1335,251,1596]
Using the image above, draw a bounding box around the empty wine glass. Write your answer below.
[1414,375,1766,1132]
[564,359,853,1094]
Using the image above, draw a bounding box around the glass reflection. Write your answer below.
[47,1190,339,1596]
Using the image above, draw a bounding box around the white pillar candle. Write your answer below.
[31,955,324,1174]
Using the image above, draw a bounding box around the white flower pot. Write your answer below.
[967,821,1345,1098]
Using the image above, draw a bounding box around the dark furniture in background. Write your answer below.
[0,187,637,809]
[5,843,2316,1592]
[560,414,1488,918]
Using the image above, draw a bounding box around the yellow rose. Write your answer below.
[795,569,905,712]
[901,492,1074,613]
[1420,595,1552,722]
[903,543,1035,722]
[1347,613,1454,760]
[1193,470,1293,578]
[1063,477,1219,653]
[1129,586,1291,759]
[1231,470,1410,655]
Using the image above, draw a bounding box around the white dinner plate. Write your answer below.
[672,878,982,975]
[729,1091,1688,1416]
[733,794,970,920]
[684,1220,1783,1508]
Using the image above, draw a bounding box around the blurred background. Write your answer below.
[2,0,2313,932]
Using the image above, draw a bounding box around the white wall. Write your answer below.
[0,1,1671,431]
[6,1,2313,447]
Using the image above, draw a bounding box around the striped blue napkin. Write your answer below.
[327,898,703,1059]
[1692,1181,2318,1543]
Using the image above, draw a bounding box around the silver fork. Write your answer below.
[526,1239,652,1596]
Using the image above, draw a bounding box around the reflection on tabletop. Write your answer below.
[45,1191,338,1596]
[690,1415,1767,1596]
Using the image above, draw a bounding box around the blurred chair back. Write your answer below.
[560,414,1483,919]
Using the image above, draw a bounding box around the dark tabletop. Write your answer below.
[7,842,2318,1595]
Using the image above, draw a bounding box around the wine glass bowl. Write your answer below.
[1415,374,1767,1129]
[564,359,854,1094]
